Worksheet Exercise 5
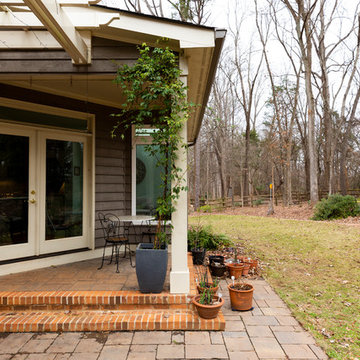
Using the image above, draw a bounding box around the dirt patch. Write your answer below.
[193,204,360,225]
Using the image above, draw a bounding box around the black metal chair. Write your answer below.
[97,212,134,273]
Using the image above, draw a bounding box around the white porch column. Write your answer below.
[170,58,190,294]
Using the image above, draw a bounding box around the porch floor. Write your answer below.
[0,255,170,292]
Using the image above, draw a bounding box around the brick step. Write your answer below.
[0,291,191,311]
[0,309,225,332]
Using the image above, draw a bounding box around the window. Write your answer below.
[132,127,167,216]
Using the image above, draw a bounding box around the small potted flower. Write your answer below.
[192,288,224,319]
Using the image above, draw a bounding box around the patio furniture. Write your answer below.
[97,212,134,273]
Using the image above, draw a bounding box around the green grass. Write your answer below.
[190,215,360,359]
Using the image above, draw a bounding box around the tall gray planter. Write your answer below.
[136,243,168,293]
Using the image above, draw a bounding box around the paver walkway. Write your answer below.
[0,278,328,359]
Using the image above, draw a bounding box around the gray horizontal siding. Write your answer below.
[0,38,139,74]
[94,113,132,248]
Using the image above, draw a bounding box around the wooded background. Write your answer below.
[120,0,360,207]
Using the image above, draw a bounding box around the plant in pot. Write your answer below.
[226,248,244,280]
[113,43,190,293]
[228,276,254,311]
[188,223,206,265]
[195,265,219,294]
[210,260,226,277]
[192,288,224,319]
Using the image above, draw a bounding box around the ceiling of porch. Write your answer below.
[0,0,226,143]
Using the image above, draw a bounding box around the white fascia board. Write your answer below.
[102,13,215,49]
[23,0,90,64]
[62,7,119,28]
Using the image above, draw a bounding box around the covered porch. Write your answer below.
[0,1,225,295]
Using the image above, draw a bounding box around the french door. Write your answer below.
[0,124,90,261]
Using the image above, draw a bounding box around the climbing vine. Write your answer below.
[112,43,192,249]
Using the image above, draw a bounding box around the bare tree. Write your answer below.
[226,4,264,204]
[281,0,319,204]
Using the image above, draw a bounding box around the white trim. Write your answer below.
[38,131,90,254]
[0,99,95,261]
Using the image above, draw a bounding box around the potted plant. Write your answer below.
[192,288,224,319]
[226,249,244,279]
[228,276,254,311]
[113,43,191,293]
[196,266,219,294]
[188,224,206,265]
[210,261,226,277]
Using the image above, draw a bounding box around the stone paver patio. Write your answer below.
[0,278,328,359]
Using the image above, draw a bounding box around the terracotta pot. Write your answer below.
[210,263,226,277]
[228,283,254,311]
[226,263,244,279]
[242,262,251,276]
[248,259,258,270]
[197,283,218,295]
[192,295,224,319]
[243,257,258,270]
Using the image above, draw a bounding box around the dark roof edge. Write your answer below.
[92,4,216,30]
[190,28,227,145]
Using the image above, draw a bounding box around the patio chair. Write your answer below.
[97,212,134,273]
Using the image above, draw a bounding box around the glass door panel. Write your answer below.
[46,139,83,241]
[0,128,36,261]
[40,133,88,254]
[0,134,29,246]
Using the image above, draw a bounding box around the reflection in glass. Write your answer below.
[46,139,83,240]
[0,134,29,246]
[136,144,163,215]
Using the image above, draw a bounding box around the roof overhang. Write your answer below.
[0,1,226,143]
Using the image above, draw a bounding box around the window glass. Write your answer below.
[136,144,162,215]
[46,139,83,240]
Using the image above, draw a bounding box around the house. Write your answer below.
[0,0,225,295]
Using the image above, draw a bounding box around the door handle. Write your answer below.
[29,199,36,204]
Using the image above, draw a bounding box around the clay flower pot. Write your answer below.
[243,257,258,270]
[228,283,254,311]
[226,262,244,279]
[242,262,251,276]
[197,283,219,295]
[192,295,224,319]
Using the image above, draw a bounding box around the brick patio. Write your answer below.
[0,256,329,358]
[0,278,329,359]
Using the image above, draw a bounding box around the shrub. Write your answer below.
[199,205,212,213]
[188,225,232,250]
[252,199,263,206]
[312,194,360,220]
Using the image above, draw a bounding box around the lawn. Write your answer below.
[190,214,360,359]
